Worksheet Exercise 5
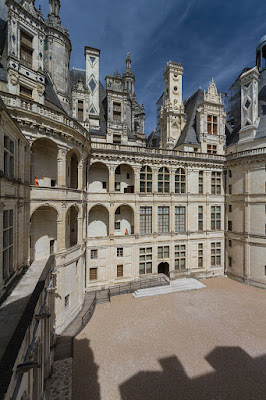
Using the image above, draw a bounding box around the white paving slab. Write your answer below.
[132,278,206,298]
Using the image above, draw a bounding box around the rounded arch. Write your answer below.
[66,148,81,189]
[88,205,109,237]
[30,203,59,218]
[140,165,152,193]
[30,205,58,261]
[115,163,135,193]
[175,167,186,194]
[88,162,109,193]
[66,205,78,248]
[158,167,170,193]
[114,204,134,235]
[158,262,169,276]
[31,137,58,187]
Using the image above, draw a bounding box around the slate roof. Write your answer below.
[175,88,204,148]
[44,74,66,112]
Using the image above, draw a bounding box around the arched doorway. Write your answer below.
[66,149,79,189]
[66,206,78,248]
[31,138,58,187]
[88,205,109,237]
[158,262,169,276]
[30,206,58,261]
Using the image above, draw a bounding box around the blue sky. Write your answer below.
[37,0,266,134]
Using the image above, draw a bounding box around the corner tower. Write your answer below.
[44,0,72,113]
[256,35,266,72]
[160,61,186,148]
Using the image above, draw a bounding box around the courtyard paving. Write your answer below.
[72,277,266,400]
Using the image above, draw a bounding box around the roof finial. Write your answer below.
[126,52,131,69]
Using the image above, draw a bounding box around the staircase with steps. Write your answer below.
[133,278,206,298]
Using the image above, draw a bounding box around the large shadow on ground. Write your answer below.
[72,338,100,400]
[120,347,266,400]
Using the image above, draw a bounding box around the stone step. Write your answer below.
[133,278,206,298]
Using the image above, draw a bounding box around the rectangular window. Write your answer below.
[20,85,32,98]
[198,206,203,231]
[3,209,13,280]
[139,247,152,275]
[228,221,232,231]
[117,248,123,257]
[175,244,186,270]
[158,246,169,259]
[113,102,121,122]
[113,134,121,144]
[115,182,121,191]
[65,295,70,309]
[228,170,232,178]
[199,171,203,194]
[207,144,217,154]
[115,221,120,230]
[20,31,33,68]
[229,239,232,247]
[211,242,221,266]
[140,206,152,234]
[89,267,97,280]
[90,249,98,259]
[4,136,14,179]
[207,115,217,135]
[78,100,84,121]
[198,243,203,268]
[229,185,232,194]
[211,172,221,194]
[211,206,221,230]
[117,265,123,277]
[229,204,232,212]
[102,181,107,189]
[229,257,232,268]
[175,206,186,232]
[158,206,169,233]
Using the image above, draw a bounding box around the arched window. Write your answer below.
[175,168,186,194]
[158,167,169,193]
[140,166,152,193]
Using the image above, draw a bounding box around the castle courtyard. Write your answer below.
[72,277,266,400]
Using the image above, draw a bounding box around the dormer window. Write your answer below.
[20,31,33,68]
[78,100,84,121]
[113,102,121,122]
[207,115,217,135]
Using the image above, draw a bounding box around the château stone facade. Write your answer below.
[0,0,265,399]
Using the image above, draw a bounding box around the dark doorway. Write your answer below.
[158,262,169,276]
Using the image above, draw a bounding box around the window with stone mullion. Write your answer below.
[140,166,152,193]
[158,206,169,233]
[175,206,186,232]
[140,206,152,234]
[175,168,186,194]
[158,167,169,193]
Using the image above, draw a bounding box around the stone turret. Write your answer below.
[122,53,135,95]
[44,0,72,113]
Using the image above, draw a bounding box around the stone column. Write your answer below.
[170,167,175,194]
[152,203,157,234]
[78,158,84,190]
[57,205,66,251]
[57,147,67,187]
[170,204,175,234]
[77,215,83,243]
[152,167,158,194]
[134,167,140,194]
[109,203,114,237]
[134,204,140,236]
[109,166,115,193]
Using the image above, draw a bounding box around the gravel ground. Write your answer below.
[72,277,266,400]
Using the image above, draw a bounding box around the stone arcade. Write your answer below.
[0,0,265,399]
